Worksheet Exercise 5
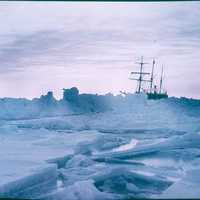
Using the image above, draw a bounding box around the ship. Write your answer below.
[130,56,168,100]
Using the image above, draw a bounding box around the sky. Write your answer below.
[0,2,200,99]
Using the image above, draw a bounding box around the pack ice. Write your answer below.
[0,87,200,199]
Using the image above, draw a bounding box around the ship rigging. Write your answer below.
[130,57,168,100]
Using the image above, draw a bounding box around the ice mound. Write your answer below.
[93,132,200,164]
[0,124,101,199]
[65,154,94,168]
[93,168,172,198]
[0,160,57,199]
[0,88,113,120]
[0,87,199,121]
[41,180,114,200]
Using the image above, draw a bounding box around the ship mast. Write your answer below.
[159,65,163,94]
[150,59,155,93]
[130,56,150,93]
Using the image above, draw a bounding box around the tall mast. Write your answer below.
[150,59,155,93]
[130,56,150,93]
[159,65,163,94]
[138,56,144,93]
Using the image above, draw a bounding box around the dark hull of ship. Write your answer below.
[146,92,168,100]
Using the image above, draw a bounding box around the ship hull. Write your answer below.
[147,92,168,100]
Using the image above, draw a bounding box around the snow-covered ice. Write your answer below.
[112,138,138,152]
[0,160,57,199]
[0,89,200,199]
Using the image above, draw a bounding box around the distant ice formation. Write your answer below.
[0,87,199,120]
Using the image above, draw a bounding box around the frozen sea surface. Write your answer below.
[0,92,200,199]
